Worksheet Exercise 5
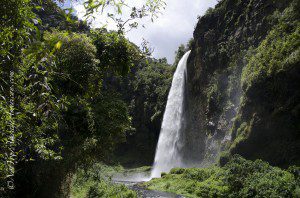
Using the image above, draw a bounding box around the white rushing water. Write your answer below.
[151,51,191,178]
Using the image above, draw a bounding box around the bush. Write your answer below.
[241,4,300,92]
[44,30,98,96]
[225,156,298,197]
[145,155,299,198]
[170,168,185,174]
[219,152,230,167]
[71,165,137,198]
[183,168,215,181]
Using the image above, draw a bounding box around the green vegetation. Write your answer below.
[1,0,299,197]
[114,58,174,166]
[229,0,300,167]
[124,166,152,173]
[241,2,300,92]
[70,163,152,197]
[0,0,166,197]
[72,180,137,198]
[173,39,193,67]
[144,155,300,198]
[70,164,137,198]
[187,0,300,168]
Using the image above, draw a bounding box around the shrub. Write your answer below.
[219,152,230,167]
[170,168,185,174]
[241,4,300,92]
[145,155,299,198]
[161,172,167,177]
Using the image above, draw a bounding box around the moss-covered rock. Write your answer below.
[187,0,300,167]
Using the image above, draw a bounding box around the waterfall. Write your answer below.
[151,51,191,178]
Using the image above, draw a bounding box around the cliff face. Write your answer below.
[187,0,300,167]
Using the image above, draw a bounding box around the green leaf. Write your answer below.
[55,41,62,50]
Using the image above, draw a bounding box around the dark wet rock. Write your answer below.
[187,0,300,167]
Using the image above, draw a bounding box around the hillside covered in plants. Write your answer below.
[145,0,300,197]
[186,0,300,167]
[0,0,299,197]
[1,0,171,197]
[146,0,300,196]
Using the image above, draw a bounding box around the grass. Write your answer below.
[70,163,138,198]
[123,166,152,173]
[70,179,137,198]
[143,155,300,198]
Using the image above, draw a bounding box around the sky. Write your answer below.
[59,0,219,64]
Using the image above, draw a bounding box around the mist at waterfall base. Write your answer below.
[112,51,191,183]
[113,50,234,183]
[149,49,236,179]
[151,51,198,178]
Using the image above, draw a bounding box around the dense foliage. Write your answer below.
[1,1,64,195]
[0,0,167,197]
[173,39,193,67]
[186,0,300,167]
[241,2,300,91]
[145,155,300,198]
[1,0,299,197]
[229,0,300,167]
[33,0,89,32]
[114,58,174,166]
[70,164,137,198]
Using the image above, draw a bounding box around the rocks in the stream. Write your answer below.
[131,184,184,198]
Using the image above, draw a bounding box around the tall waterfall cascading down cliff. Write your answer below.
[151,51,191,178]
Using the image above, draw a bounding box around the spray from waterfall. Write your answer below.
[151,51,191,178]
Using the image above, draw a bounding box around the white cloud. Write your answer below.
[73,0,219,63]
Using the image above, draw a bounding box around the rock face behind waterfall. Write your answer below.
[187,0,300,167]
[152,51,204,178]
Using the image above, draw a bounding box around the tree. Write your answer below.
[13,29,135,197]
[173,44,187,66]
[113,58,174,165]
[1,1,63,196]
[76,0,166,33]
[0,0,167,196]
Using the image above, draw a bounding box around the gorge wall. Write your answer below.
[187,0,300,167]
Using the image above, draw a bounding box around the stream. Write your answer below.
[112,172,184,198]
